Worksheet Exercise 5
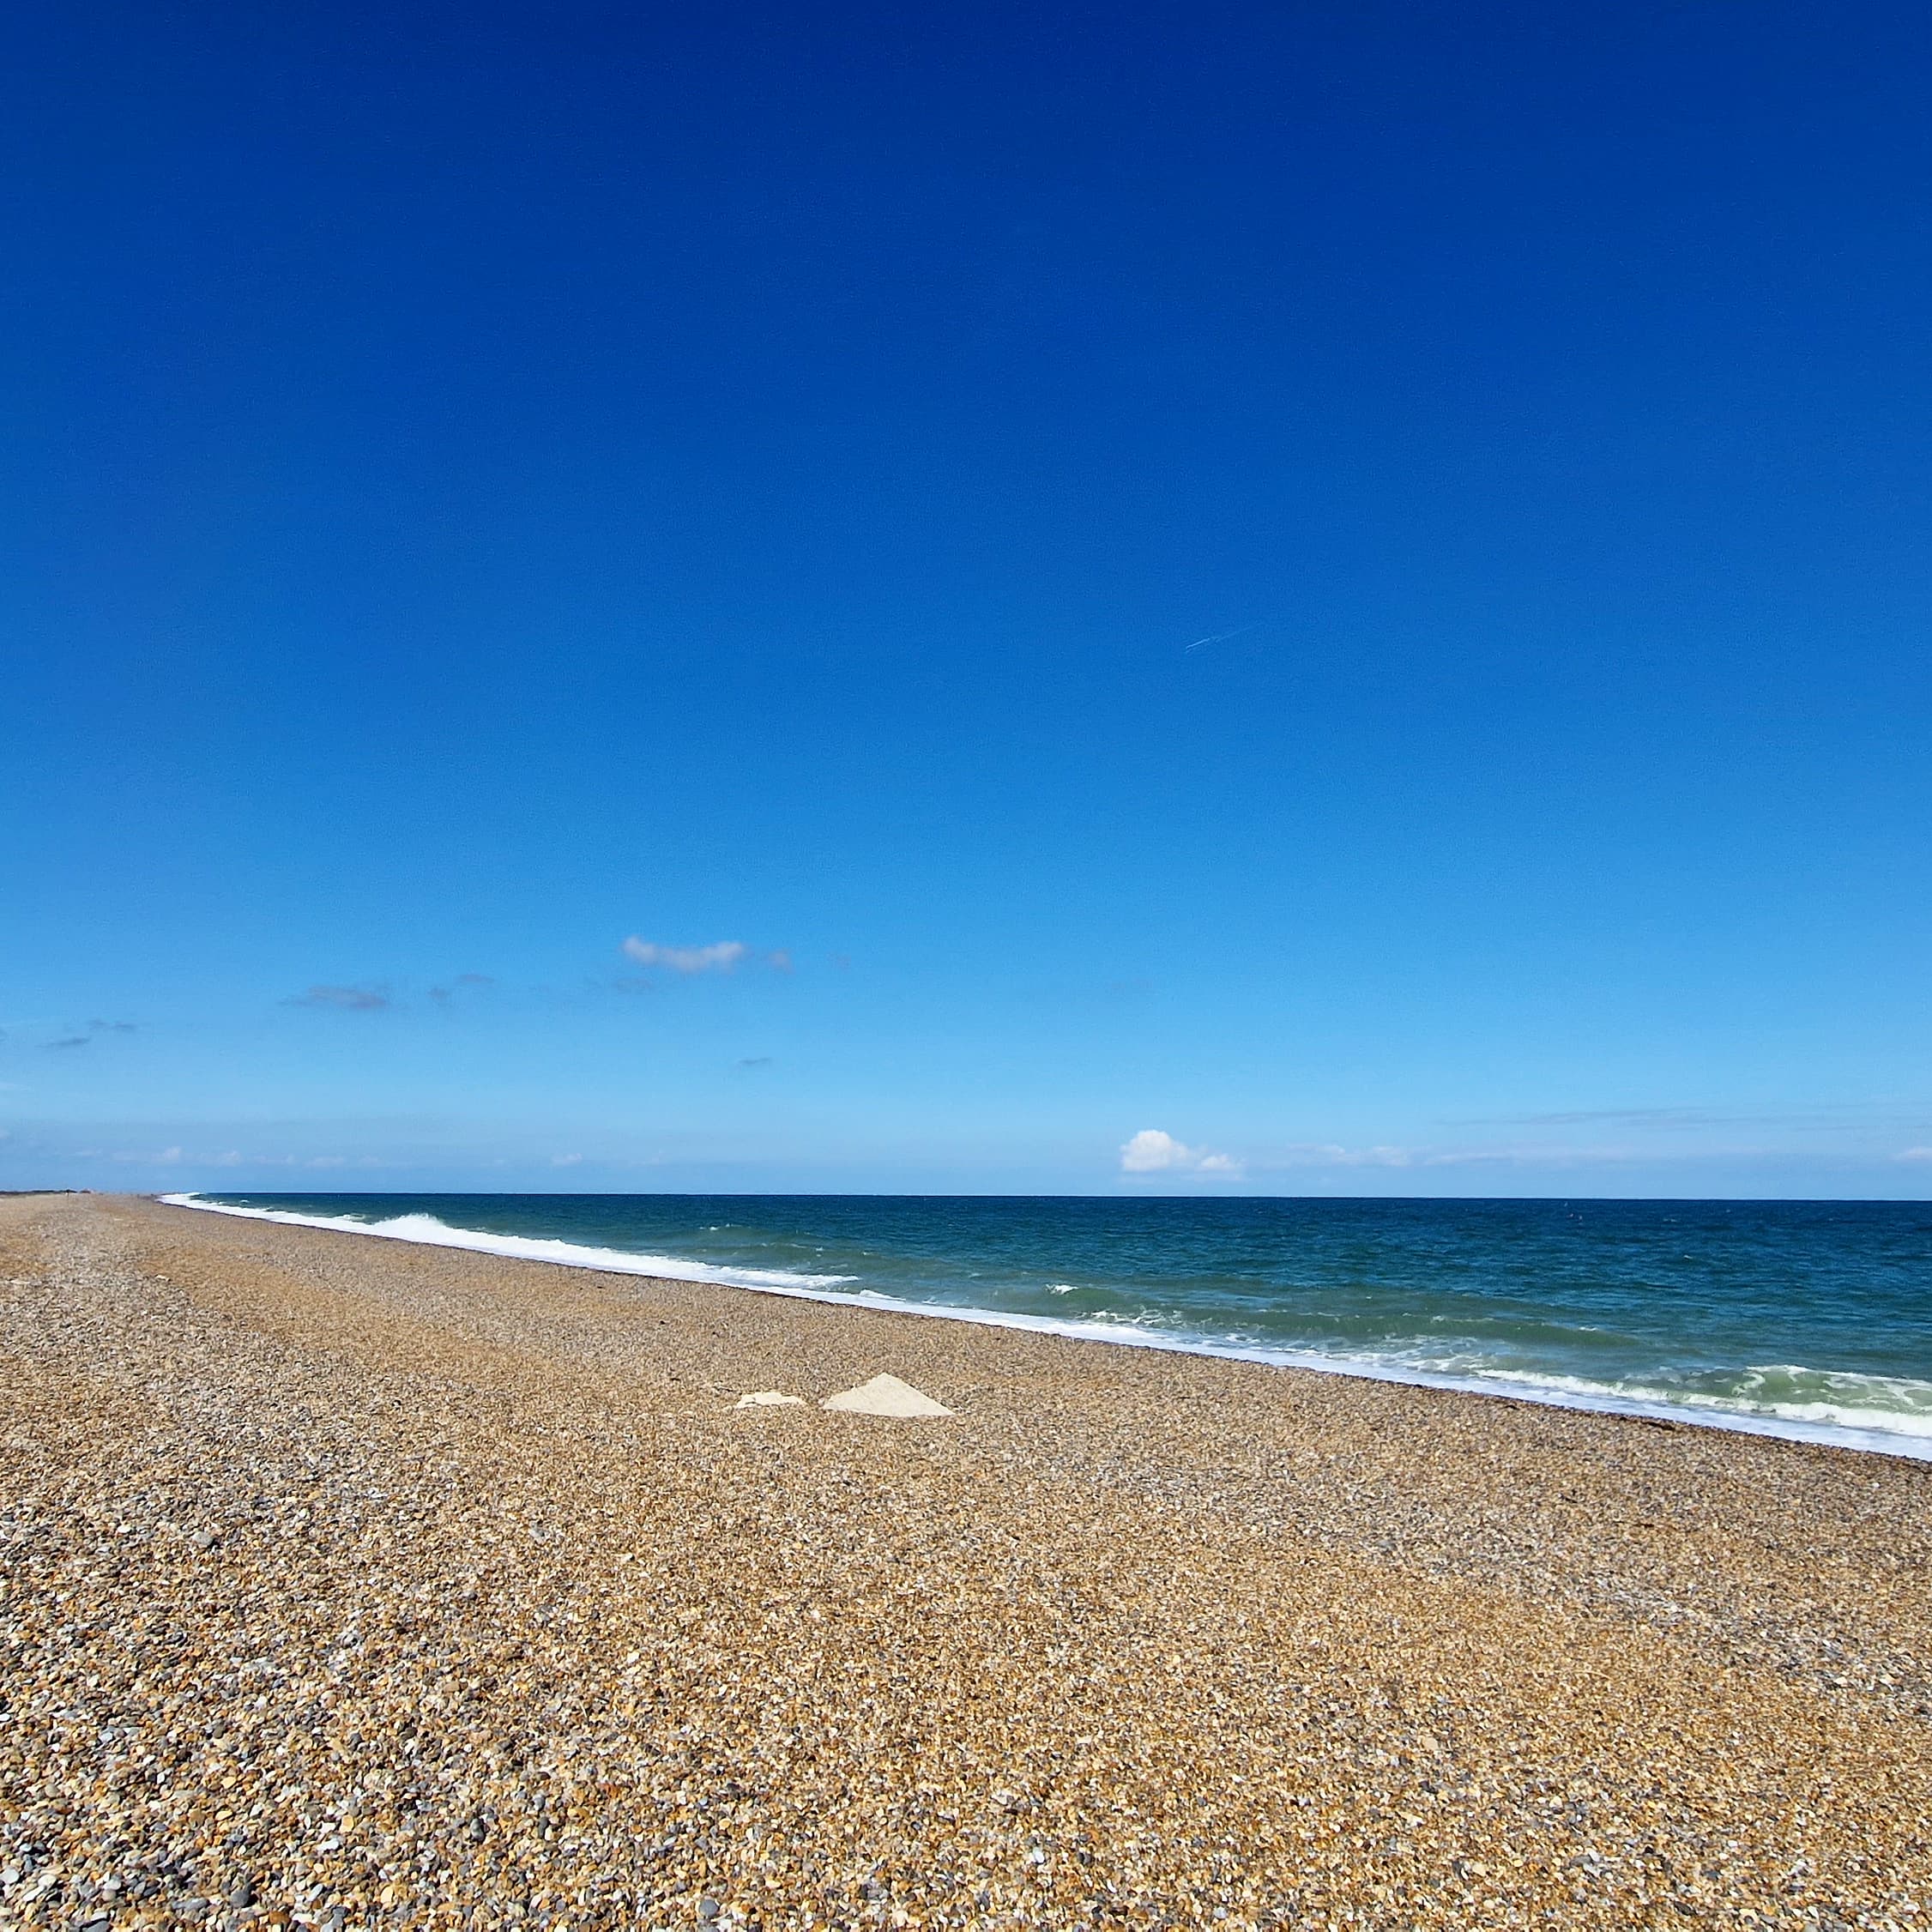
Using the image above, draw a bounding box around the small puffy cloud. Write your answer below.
[286,984,392,1011]
[1120,1128,1244,1178]
[1121,1129,1190,1171]
[552,1152,584,1167]
[1899,1147,1932,1164]
[623,938,748,975]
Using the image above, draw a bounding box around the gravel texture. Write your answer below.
[3,1191,1929,1929]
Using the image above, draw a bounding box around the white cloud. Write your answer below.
[1257,1140,1623,1171]
[1120,1129,1244,1178]
[1899,1147,1932,1164]
[622,938,749,975]
[128,1148,382,1169]
[552,1152,584,1167]
[1120,1129,1186,1171]
[1285,1143,1418,1168]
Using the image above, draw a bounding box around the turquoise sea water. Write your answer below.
[167,1192,1932,1460]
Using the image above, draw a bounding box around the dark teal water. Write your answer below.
[169,1192,1932,1458]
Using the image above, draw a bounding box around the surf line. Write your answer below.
[157,1192,1932,1464]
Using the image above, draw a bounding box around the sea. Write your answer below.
[162,1192,1932,1462]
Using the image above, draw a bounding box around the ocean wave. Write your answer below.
[159,1193,1932,1464]
[159,1194,856,1293]
[1469,1364,1932,1441]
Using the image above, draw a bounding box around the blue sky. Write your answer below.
[4,0,1930,1197]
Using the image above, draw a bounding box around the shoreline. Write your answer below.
[6,1190,1932,1928]
[159,1188,1932,1465]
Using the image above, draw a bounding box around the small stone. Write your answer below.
[697,1899,721,1922]
[226,1877,255,1907]
[190,1530,219,1551]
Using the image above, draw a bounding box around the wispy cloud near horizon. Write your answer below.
[45,1018,137,1050]
[428,973,494,1006]
[1458,1102,1932,1134]
[1483,1106,1736,1129]
[285,984,393,1011]
[1265,1142,1424,1168]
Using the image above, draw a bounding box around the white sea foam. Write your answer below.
[1473,1366,1932,1442]
[159,1193,1932,1464]
[158,1195,854,1293]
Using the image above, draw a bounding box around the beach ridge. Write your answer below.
[3,1192,1929,1928]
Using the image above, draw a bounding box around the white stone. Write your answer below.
[734,1390,806,1409]
[819,1374,953,1418]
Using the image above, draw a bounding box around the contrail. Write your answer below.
[1184,621,1265,652]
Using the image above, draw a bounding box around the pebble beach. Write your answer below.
[3,1191,1930,1929]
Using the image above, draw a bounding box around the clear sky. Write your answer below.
[4,0,1929,1198]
